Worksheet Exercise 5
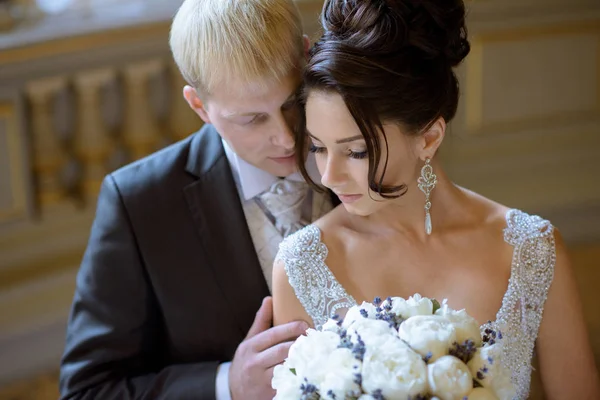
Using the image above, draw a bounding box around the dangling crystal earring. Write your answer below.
[417,158,437,235]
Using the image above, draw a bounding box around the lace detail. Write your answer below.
[276,225,356,329]
[276,209,556,400]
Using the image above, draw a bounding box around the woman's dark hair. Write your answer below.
[296,0,470,198]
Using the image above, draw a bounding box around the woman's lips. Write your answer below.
[337,194,363,203]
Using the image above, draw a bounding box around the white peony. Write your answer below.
[465,387,499,400]
[435,302,483,347]
[362,335,428,399]
[286,329,340,384]
[467,344,516,400]
[398,315,457,362]
[346,318,398,348]
[319,348,362,400]
[342,302,377,329]
[382,294,434,319]
[321,318,342,334]
[427,355,473,400]
[272,364,302,400]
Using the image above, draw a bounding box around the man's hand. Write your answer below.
[229,296,308,400]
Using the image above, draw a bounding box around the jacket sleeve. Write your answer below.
[59,174,220,400]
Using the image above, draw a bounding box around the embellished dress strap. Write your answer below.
[276,225,356,329]
[493,209,556,399]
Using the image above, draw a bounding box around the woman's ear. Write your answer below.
[419,117,446,160]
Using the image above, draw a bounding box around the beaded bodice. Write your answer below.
[276,209,556,399]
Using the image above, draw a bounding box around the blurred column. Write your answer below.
[122,58,165,160]
[168,62,202,142]
[73,68,116,198]
[25,76,69,209]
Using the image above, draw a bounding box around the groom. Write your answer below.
[58,0,335,399]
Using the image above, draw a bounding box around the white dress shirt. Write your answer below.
[215,140,331,400]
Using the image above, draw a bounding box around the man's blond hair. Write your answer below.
[170,0,304,95]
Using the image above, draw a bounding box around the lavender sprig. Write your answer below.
[449,339,478,363]
[299,378,319,400]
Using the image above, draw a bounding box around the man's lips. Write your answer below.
[270,154,295,161]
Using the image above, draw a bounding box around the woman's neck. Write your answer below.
[351,166,471,240]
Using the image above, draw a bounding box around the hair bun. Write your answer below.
[320,0,470,66]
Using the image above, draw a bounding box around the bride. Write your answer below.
[272,0,599,398]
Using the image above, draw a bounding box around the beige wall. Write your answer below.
[0,0,598,392]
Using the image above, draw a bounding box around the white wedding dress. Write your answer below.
[276,209,556,400]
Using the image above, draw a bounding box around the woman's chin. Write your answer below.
[342,203,373,217]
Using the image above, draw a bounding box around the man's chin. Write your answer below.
[262,159,298,177]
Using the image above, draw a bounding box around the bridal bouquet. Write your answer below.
[272,295,514,400]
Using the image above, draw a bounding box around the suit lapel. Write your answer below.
[184,126,270,336]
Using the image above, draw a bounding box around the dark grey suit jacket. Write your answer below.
[59,124,272,399]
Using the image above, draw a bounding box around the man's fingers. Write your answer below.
[250,320,308,352]
[256,341,294,369]
[245,297,273,340]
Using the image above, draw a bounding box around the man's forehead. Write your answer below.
[215,78,301,114]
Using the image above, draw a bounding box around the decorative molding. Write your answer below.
[464,20,600,134]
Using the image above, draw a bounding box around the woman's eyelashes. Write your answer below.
[309,143,367,159]
[309,143,326,154]
[348,149,368,159]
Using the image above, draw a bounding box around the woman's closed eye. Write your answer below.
[309,144,367,160]
[309,143,326,154]
[348,149,368,159]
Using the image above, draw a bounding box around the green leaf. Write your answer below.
[432,299,441,314]
[290,368,296,376]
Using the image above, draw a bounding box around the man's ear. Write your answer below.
[183,85,211,124]
[303,34,311,60]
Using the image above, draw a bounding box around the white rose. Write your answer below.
[358,396,376,400]
[467,344,516,400]
[287,329,340,384]
[319,348,362,400]
[465,387,499,400]
[435,304,483,347]
[346,318,398,348]
[427,355,473,400]
[383,294,433,319]
[398,315,457,362]
[362,335,428,399]
[272,364,302,400]
[342,302,377,329]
